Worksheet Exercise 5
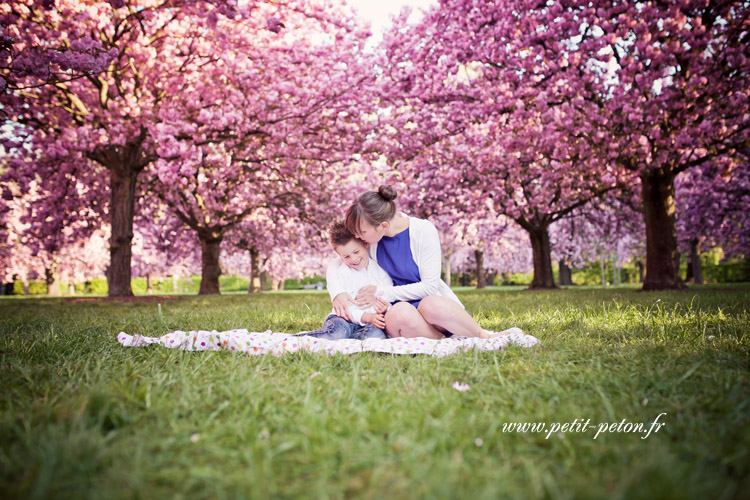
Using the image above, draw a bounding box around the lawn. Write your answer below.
[1,286,748,499]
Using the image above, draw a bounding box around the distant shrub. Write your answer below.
[220,276,250,292]
[567,262,641,286]
[5,258,745,296]
[703,259,750,283]
[29,281,49,295]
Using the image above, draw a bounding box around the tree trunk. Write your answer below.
[637,260,645,283]
[444,258,452,287]
[600,254,606,286]
[46,263,62,297]
[690,239,704,284]
[276,279,285,291]
[105,162,139,297]
[87,132,154,298]
[487,271,496,286]
[475,249,486,289]
[525,226,556,289]
[612,255,617,286]
[22,281,29,295]
[616,256,622,285]
[146,273,153,294]
[641,172,685,290]
[248,248,260,293]
[198,234,223,295]
[559,259,573,286]
[260,270,270,291]
[172,275,180,294]
[613,254,621,286]
[68,283,76,296]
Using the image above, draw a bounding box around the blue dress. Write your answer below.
[377,227,422,308]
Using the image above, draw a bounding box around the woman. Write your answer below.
[326,185,499,339]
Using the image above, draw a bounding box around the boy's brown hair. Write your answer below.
[328,218,359,247]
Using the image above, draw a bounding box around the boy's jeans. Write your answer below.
[298,314,386,340]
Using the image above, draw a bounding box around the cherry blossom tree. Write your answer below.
[2,0,240,296]
[566,0,750,289]
[378,14,625,288]
[508,0,749,289]
[552,193,646,285]
[0,185,48,290]
[0,1,118,95]
[0,171,107,293]
[147,9,376,294]
[0,183,109,295]
[2,0,372,297]
[676,154,750,283]
[222,207,331,293]
[432,213,518,288]
[446,221,533,287]
[142,9,377,296]
[131,197,201,291]
[377,0,750,290]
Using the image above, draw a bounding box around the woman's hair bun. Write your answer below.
[378,185,397,202]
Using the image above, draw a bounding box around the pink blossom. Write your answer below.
[452,382,470,392]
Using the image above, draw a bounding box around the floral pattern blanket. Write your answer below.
[117,327,539,357]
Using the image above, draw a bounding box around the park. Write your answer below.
[1,0,749,498]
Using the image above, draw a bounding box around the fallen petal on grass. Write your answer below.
[452,381,470,392]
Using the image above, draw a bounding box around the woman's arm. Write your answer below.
[354,260,396,306]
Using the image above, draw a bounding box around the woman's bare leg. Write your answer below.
[385,302,444,339]
[417,296,493,338]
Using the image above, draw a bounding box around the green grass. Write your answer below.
[1,286,749,499]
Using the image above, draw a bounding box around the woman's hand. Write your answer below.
[332,293,356,322]
[354,285,377,307]
[373,298,389,314]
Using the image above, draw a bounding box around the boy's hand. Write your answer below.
[362,312,386,330]
[355,285,377,306]
[332,293,358,321]
[374,298,389,314]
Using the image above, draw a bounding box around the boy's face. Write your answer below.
[356,220,388,245]
[334,239,369,271]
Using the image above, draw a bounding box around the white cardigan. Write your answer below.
[327,214,462,307]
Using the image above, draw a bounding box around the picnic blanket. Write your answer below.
[117,327,539,357]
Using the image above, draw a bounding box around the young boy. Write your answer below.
[300,219,392,340]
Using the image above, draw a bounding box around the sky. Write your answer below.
[344,0,437,40]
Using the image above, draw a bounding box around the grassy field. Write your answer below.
[1,285,749,499]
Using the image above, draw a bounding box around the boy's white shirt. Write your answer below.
[326,214,463,308]
[325,257,393,326]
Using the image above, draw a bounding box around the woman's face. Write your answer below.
[357,220,388,245]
